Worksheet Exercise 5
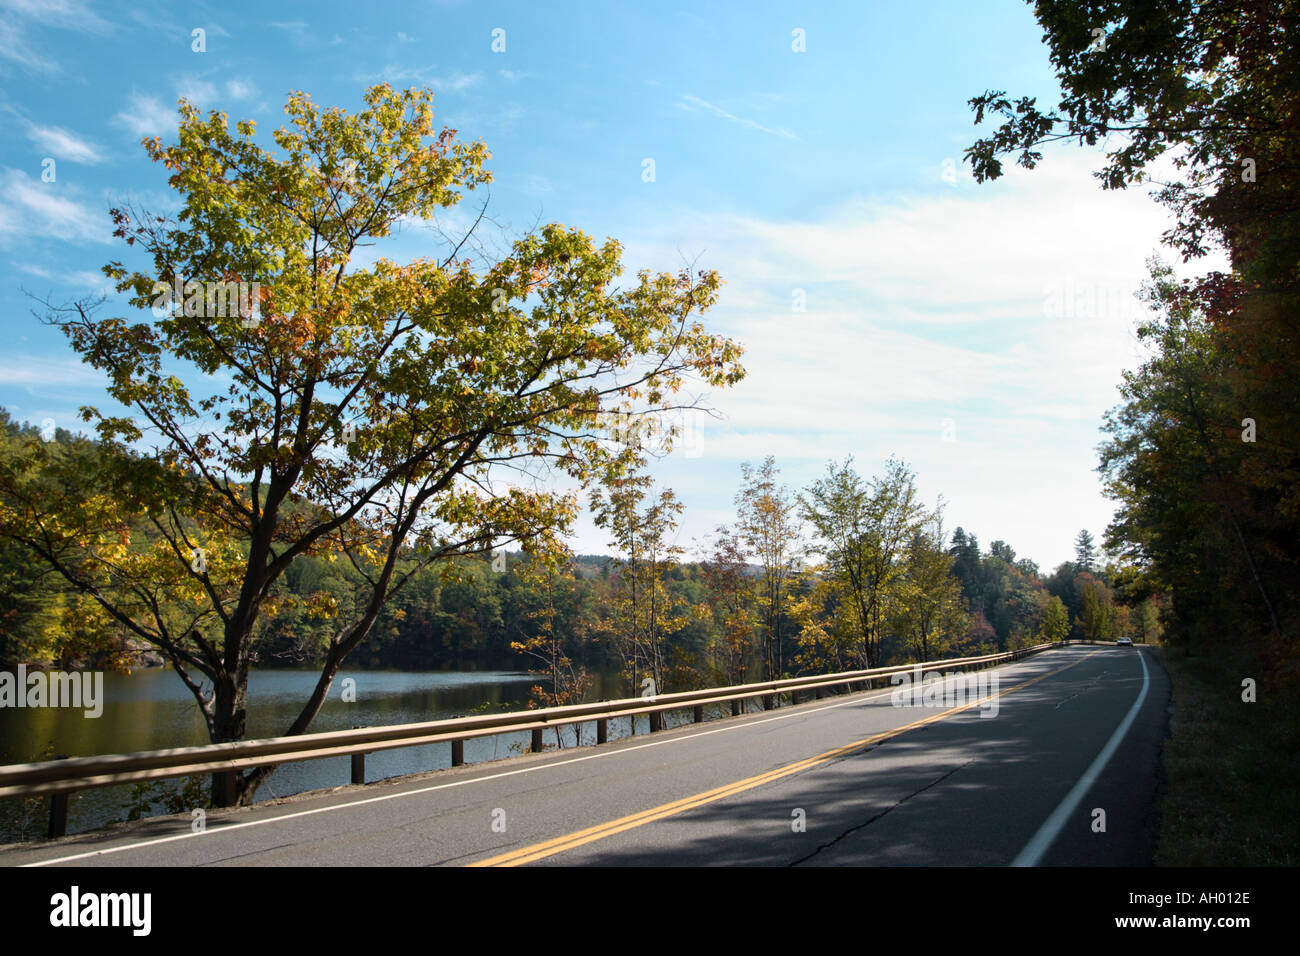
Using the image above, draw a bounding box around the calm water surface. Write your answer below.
[0,666,649,840]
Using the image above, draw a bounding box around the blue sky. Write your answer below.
[0,0,1220,571]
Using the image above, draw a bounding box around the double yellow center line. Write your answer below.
[469,652,1090,866]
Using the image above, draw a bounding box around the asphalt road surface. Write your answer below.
[0,644,1169,867]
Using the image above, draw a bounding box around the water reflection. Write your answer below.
[0,667,635,840]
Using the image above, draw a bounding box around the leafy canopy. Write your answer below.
[8,83,745,757]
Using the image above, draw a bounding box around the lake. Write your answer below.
[0,665,654,841]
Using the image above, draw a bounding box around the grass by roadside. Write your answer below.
[1153,644,1299,865]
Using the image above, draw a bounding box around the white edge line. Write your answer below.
[1010,648,1151,867]
[22,685,893,866]
[21,650,1070,868]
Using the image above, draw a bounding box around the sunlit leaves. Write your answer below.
[27,81,744,761]
[801,456,927,668]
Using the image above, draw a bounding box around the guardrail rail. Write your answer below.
[2,640,1080,838]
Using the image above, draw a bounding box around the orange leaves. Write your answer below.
[528,263,552,288]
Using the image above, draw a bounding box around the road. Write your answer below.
[0,644,1169,867]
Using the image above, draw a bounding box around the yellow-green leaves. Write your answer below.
[31,82,744,761]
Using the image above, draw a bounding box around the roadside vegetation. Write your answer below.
[1154,645,1300,866]
[968,0,1299,865]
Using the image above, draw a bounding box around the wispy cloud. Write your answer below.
[0,17,56,72]
[0,0,113,73]
[14,262,112,293]
[168,75,258,111]
[269,19,345,48]
[18,119,104,163]
[0,168,111,245]
[623,154,1183,429]
[444,102,522,137]
[678,94,797,140]
[433,71,480,93]
[0,0,112,31]
[114,91,177,139]
[610,149,1228,566]
[224,77,257,100]
[175,77,218,107]
[69,268,113,290]
[357,64,482,92]
[525,174,554,195]
[0,354,107,388]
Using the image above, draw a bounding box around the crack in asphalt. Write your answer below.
[1054,670,1110,710]
[787,760,976,866]
[1054,690,1083,710]
[199,841,299,865]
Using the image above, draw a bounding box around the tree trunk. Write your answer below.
[208,670,249,806]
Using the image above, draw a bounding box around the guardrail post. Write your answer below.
[48,791,69,839]
[214,771,237,808]
[46,755,70,839]
[351,726,366,784]
[4,648,1065,816]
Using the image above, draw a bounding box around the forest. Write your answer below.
[1,412,1152,711]
[966,0,1299,690]
[0,12,1295,819]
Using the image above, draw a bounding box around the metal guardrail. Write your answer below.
[2,641,1068,837]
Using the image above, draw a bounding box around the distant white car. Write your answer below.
[1116,637,1133,646]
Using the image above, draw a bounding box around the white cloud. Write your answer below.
[0,17,56,71]
[164,75,257,110]
[602,148,1228,568]
[0,355,107,387]
[446,102,521,136]
[114,91,176,138]
[0,167,110,245]
[358,64,482,92]
[69,268,113,290]
[176,77,218,107]
[433,71,480,93]
[0,0,113,72]
[22,122,104,163]
[678,93,797,140]
[225,77,257,100]
[0,0,112,31]
[269,20,309,35]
